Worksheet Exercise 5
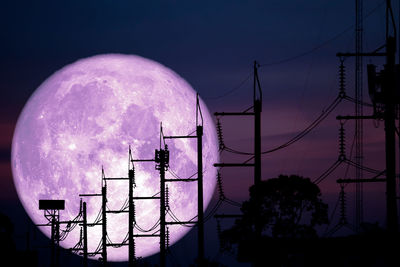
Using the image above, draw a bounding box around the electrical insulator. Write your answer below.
[216,118,225,151]
[165,185,170,210]
[132,202,136,222]
[339,185,347,225]
[164,146,170,170]
[339,60,346,98]
[79,227,83,244]
[128,146,136,187]
[166,227,170,249]
[338,123,346,161]
[155,150,162,170]
[129,168,136,188]
[132,238,136,260]
[101,166,107,188]
[217,172,226,200]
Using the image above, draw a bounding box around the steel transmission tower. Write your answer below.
[355,0,364,231]
[337,0,399,233]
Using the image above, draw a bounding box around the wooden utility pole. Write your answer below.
[197,124,204,265]
[254,61,262,187]
[82,202,88,267]
[384,36,398,233]
[155,147,168,267]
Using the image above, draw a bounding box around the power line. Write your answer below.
[218,95,342,156]
[134,220,160,233]
[203,1,384,109]
[313,159,384,185]
[314,159,342,185]
[262,96,342,154]
[259,0,385,67]
[203,72,252,100]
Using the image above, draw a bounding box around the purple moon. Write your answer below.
[11,54,218,261]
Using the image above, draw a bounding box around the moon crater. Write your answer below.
[12,54,218,261]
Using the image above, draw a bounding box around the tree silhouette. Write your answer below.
[220,175,328,256]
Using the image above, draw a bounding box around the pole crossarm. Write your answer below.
[80,223,102,227]
[337,178,386,183]
[336,115,378,120]
[165,178,197,182]
[132,196,161,200]
[103,177,129,180]
[59,220,83,224]
[163,135,197,139]
[214,163,255,167]
[79,193,102,197]
[214,112,255,116]
[36,223,52,227]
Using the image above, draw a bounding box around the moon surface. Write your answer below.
[11,54,218,261]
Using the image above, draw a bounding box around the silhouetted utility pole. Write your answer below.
[355,0,364,230]
[252,61,263,249]
[102,160,149,266]
[80,170,108,266]
[101,148,141,267]
[155,143,169,267]
[82,202,88,267]
[131,146,167,267]
[213,61,263,266]
[336,0,399,233]
[70,201,89,267]
[128,150,135,267]
[254,61,262,187]
[131,156,163,266]
[197,124,204,263]
[214,61,262,184]
[384,36,398,233]
[101,183,107,265]
[163,94,204,265]
[38,200,65,267]
[213,61,262,212]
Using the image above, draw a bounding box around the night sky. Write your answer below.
[1,0,399,266]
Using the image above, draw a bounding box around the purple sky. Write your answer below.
[1,0,399,266]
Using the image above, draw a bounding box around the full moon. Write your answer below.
[11,54,218,261]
